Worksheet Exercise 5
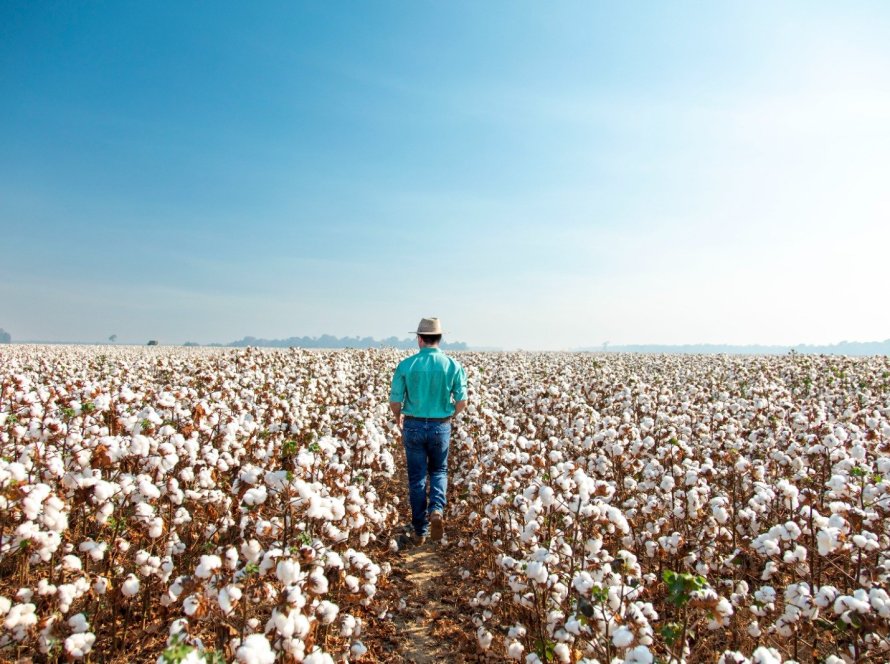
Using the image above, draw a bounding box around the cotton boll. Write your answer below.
[38,578,57,596]
[834,592,871,616]
[269,608,303,639]
[287,586,306,609]
[719,653,752,664]
[121,574,140,597]
[218,585,242,615]
[751,647,782,664]
[303,648,335,664]
[869,588,890,618]
[89,576,110,596]
[148,517,165,539]
[526,561,548,584]
[68,613,89,633]
[506,640,524,660]
[340,614,357,637]
[225,547,239,570]
[61,554,82,571]
[612,626,634,648]
[276,559,301,585]
[79,540,107,562]
[476,626,493,650]
[241,539,263,564]
[195,555,222,579]
[243,486,268,506]
[572,571,594,594]
[3,602,37,635]
[64,632,96,659]
[308,567,329,595]
[783,545,807,564]
[553,642,570,663]
[182,594,202,617]
[625,646,654,664]
[323,550,344,571]
[316,600,339,624]
[235,634,275,664]
[539,486,555,507]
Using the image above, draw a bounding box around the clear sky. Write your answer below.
[1,1,888,349]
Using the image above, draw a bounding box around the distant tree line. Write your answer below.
[226,334,468,350]
[581,339,890,356]
[0,328,10,344]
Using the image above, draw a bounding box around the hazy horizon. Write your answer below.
[3,331,888,354]
[2,2,888,350]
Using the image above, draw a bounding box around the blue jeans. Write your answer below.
[402,419,451,536]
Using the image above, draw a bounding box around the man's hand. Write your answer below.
[389,401,403,430]
[454,400,467,416]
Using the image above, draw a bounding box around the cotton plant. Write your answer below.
[0,346,404,661]
[446,351,890,661]
[3,345,890,661]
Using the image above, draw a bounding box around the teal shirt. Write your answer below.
[389,347,467,418]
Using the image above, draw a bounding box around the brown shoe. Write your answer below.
[413,533,428,546]
[430,511,444,541]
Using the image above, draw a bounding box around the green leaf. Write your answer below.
[660,622,682,646]
[663,569,707,607]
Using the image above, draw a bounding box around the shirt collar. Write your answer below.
[419,347,441,353]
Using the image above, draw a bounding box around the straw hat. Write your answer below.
[413,317,444,335]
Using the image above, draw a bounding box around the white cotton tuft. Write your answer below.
[316,600,339,624]
[195,555,222,579]
[121,574,140,597]
[235,634,275,664]
[303,648,335,664]
[751,646,782,664]
[506,640,524,660]
[476,626,493,650]
[61,554,83,571]
[276,559,301,585]
[624,645,654,664]
[64,632,96,658]
[612,625,634,648]
[553,642,571,663]
[68,613,89,633]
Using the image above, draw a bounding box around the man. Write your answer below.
[389,317,467,544]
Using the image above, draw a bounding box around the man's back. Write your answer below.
[390,347,466,419]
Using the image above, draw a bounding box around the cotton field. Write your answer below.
[1,347,888,663]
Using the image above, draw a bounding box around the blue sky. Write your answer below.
[1,1,888,349]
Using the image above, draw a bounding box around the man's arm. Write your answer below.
[389,363,406,429]
[452,363,468,418]
[389,401,404,429]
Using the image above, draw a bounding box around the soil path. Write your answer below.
[390,540,456,663]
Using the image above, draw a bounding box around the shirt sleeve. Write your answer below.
[389,365,407,403]
[452,364,468,402]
